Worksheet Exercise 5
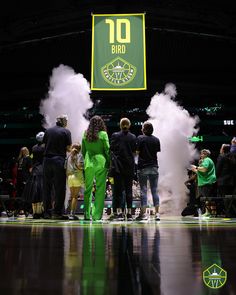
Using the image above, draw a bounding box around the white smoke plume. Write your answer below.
[39,64,93,143]
[147,83,199,215]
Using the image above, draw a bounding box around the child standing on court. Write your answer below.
[66,143,84,220]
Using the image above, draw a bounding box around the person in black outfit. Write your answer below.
[14,146,32,216]
[136,121,161,221]
[43,115,72,220]
[110,117,136,221]
[216,144,235,197]
[16,147,32,200]
[22,131,45,218]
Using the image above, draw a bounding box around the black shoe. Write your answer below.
[52,214,69,220]
[108,213,118,221]
[116,213,125,221]
[43,212,51,219]
[126,213,133,221]
[136,213,148,221]
[155,213,160,221]
[33,213,41,219]
[84,214,91,221]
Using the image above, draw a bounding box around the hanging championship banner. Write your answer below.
[91,13,146,90]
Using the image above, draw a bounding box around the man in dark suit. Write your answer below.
[43,114,72,220]
[110,118,136,221]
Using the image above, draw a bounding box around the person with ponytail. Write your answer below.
[66,143,84,220]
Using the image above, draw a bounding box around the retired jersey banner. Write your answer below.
[91,13,146,90]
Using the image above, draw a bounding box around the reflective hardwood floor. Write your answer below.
[0,216,236,295]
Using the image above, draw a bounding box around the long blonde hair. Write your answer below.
[18,147,30,160]
[70,143,81,166]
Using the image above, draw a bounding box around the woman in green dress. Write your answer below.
[82,116,110,221]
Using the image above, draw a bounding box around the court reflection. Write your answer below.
[1,223,236,295]
[62,224,161,295]
[197,226,236,295]
[0,225,65,295]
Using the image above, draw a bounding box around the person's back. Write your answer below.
[32,144,44,166]
[16,147,32,199]
[111,126,136,176]
[22,132,45,218]
[136,121,161,221]
[137,134,160,169]
[66,143,84,220]
[43,115,72,219]
[81,115,110,221]
[67,150,83,175]
[82,130,110,170]
[216,144,234,187]
[110,118,136,221]
[44,125,71,157]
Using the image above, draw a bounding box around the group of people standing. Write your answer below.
[189,138,236,217]
[17,114,161,222]
[109,118,161,221]
[15,114,236,221]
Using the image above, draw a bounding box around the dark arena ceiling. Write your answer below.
[0,0,236,157]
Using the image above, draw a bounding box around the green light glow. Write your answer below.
[189,136,203,142]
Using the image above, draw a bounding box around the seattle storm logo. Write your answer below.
[203,264,227,289]
[101,57,136,86]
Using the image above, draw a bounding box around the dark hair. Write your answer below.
[142,121,153,136]
[86,115,107,142]
[56,114,68,127]
[221,144,231,154]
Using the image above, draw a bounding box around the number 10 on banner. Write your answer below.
[106,19,130,53]
[91,13,146,90]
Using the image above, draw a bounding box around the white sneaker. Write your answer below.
[69,215,79,220]
[201,212,212,218]
[18,214,26,219]
[155,213,160,221]
[1,211,7,217]
[136,213,149,221]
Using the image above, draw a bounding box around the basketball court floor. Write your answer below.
[0,215,236,295]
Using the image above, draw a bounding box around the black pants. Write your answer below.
[112,173,133,210]
[43,156,66,215]
[198,183,216,198]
